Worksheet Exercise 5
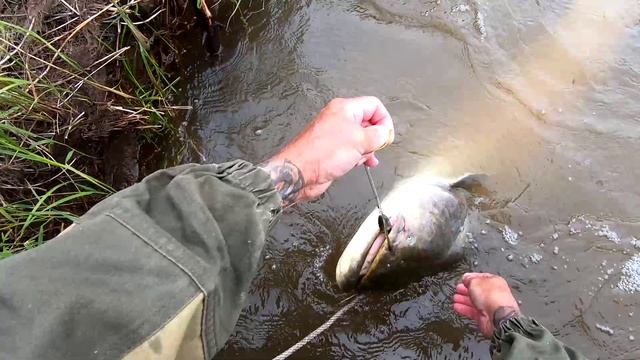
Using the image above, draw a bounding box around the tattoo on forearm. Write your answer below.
[260,159,305,206]
[493,306,520,328]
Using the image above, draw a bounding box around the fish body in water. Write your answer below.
[335,174,484,291]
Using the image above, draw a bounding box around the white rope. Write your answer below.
[272,295,363,360]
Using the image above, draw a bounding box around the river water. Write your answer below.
[178,1,640,358]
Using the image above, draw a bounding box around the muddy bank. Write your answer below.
[0,0,227,252]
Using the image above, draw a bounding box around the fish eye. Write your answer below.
[406,234,416,246]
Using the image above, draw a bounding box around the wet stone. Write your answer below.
[506,254,514,262]
[553,246,559,255]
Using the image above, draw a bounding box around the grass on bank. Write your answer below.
[0,0,180,257]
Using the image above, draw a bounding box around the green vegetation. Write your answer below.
[0,0,181,257]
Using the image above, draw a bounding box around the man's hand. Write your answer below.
[453,273,521,338]
[260,97,394,205]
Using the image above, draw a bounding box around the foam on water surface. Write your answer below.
[502,225,519,245]
[618,254,640,294]
[596,323,615,336]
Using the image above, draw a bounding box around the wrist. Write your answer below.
[271,151,313,180]
[259,156,306,206]
[492,306,521,328]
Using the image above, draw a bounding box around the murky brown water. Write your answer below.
[178,1,640,358]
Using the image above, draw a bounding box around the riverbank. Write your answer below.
[0,0,219,256]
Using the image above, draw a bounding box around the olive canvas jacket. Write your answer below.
[0,160,586,359]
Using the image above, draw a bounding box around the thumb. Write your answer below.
[462,272,494,289]
[362,125,394,154]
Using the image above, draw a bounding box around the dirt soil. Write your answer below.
[0,0,212,243]
[2,0,202,180]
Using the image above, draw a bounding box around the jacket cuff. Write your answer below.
[491,314,543,353]
[214,160,283,228]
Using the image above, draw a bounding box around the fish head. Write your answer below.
[335,175,478,291]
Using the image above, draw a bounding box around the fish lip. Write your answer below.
[336,214,385,291]
[336,214,405,291]
[356,216,406,287]
[356,231,388,283]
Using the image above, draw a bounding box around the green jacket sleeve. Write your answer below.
[0,160,282,360]
[491,315,588,360]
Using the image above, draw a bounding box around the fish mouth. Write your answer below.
[358,231,388,279]
[336,215,405,291]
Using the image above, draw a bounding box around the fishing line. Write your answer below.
[272,294,364,360]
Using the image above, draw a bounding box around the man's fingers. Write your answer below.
[363,154,379,167]
[363,125,393,155]
[455,283,469,296]
[462,272,496,288]
[453,303,479,320]
[453,294,474,308]
[347,96,394,127]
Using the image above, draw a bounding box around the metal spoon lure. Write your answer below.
[363,166,393,252]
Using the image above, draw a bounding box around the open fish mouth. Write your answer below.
[336,215,406,290]
[358,231,388,279]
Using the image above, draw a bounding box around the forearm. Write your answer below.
[491,313,588,360]
[0,160,282,360]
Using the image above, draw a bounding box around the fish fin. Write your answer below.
[450,173,489,194]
